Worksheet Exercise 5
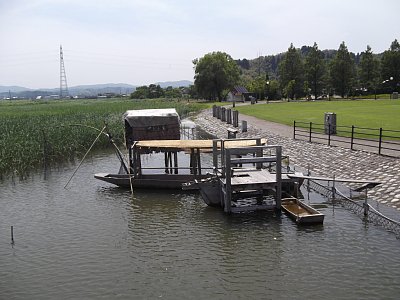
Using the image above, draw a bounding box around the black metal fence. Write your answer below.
[293,121,400,157]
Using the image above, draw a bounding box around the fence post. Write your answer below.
[328,123,331,146]
[309,122,312,143]
[233,110,239,128]
[379,128,383,155]
[293,120,296,139]
[226,109,232,124]
[351,125,354,150]
[221,107,226,122]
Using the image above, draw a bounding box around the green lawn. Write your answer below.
[235,100,400,130]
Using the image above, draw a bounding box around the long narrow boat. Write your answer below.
[95,108,268,189]
[95,139,267,189]
[281,197,325,225]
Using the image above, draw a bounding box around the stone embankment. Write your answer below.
[193,108,400,211]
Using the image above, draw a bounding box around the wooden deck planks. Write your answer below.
[134,139,267,150]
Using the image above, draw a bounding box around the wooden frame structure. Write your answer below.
[207,138,284,213]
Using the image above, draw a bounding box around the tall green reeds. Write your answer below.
[0,98,208,178]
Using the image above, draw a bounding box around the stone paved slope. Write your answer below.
[193,109,400,211]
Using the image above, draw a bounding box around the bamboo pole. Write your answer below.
[64,126,106,189]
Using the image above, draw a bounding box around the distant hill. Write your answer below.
[0,85,32,93]
[1,81,193,99]
[68,83,137,97]
[155,80,193,88]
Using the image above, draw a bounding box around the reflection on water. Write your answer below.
[1,151,400,299]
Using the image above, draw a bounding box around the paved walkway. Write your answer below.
[193,108,400,211]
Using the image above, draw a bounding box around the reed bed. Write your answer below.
[0,98,208,178]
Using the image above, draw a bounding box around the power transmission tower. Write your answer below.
[60,45,69,98]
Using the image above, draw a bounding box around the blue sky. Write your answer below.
[0,0,399,88]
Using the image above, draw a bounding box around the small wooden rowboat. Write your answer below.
[281,197,324,225]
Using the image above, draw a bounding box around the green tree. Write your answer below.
[329,42,355,98]
[193,51,240,101]
[359,45,380,93]
[247,75,266,99]
[278,43,304,99]
[148,84,164,98]
[130,85,149,99]
[305,42,326,99]
[265,79,280,100]
[164,86,183,98]
[381,39,400,92]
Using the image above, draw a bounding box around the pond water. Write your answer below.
[1,151,400,299]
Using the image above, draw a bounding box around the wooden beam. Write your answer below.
[230,156,277,165]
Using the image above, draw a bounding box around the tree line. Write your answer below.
[193,39,400,101]
[130,84,194,99]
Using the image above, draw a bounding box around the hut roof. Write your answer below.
[123,108,180,127]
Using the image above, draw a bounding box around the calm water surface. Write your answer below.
[1,152,400,299]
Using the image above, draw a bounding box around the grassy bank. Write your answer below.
[0,98,210,178]
[235,99,400,130]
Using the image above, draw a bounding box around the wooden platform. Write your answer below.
[134,139,267,151]
[221,169,278,191]
[218,145,285,213]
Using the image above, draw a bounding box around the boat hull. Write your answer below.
[94,173,210,189]
[197,175,305,209]
[197,178,222,207]
[281,198,324,225]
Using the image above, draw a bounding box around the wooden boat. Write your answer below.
[183,177,222,207]
[95,108,267,189]
[193,170,305,209]
[281,197,325,225]
[95,137,267,189]
[95,173,210,189]
[187,142,306,213]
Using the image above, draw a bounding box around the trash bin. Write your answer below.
[324,112,336,134]
[392,92,399,99]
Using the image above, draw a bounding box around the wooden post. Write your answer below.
[169,152,173,174]
[328,123,331,146]
[378,128,383,155]
[275,146,282,210]
[227,109,232,124]
[11,226,14,244]
[363,189,369,217]
[190,148,197,175]
[224,148,232,213]
[256,138,262,170]
[351,125,355,150]
[293,120,296,140]
[174,152,178,174]
[309,122,313,143]
[212,139,219,175]
[197,148,201,175]
[164,152,169,174]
